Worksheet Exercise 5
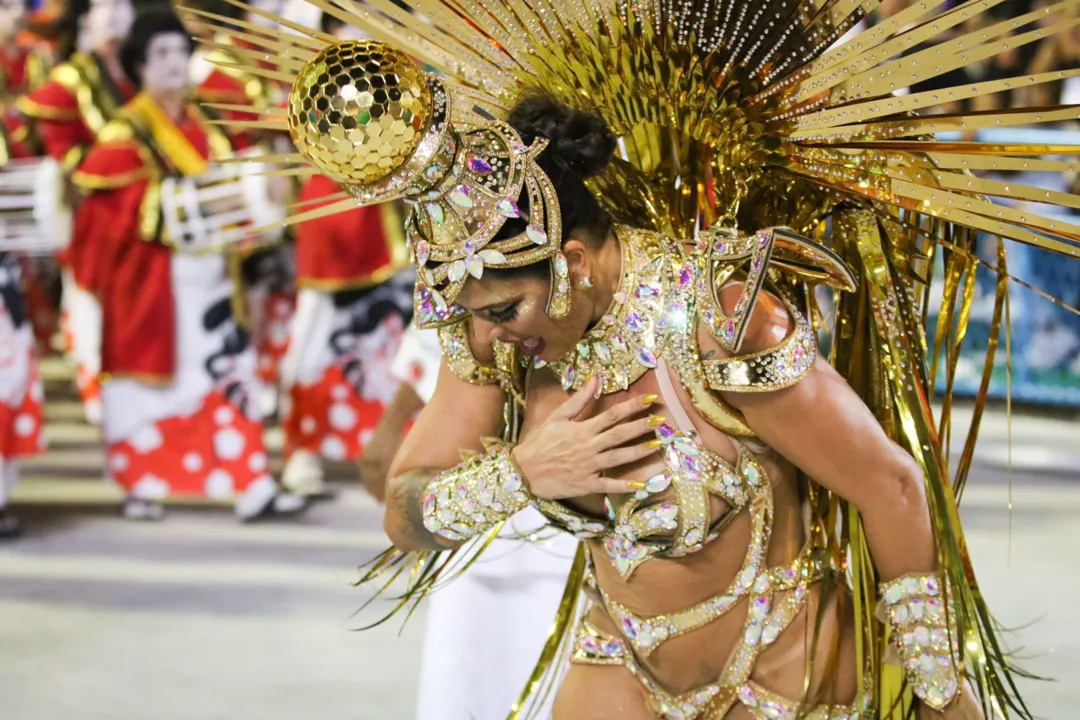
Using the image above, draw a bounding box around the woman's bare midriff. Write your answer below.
[521,368,859,717]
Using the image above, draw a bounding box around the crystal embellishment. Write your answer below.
[496,197,521,218]
[879,571,962,711]
[468,156,493,174]
[426,203,444,225]
[449,184,473,208]
[526,224,548,244]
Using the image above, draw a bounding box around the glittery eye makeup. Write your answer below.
[486,304,519,325]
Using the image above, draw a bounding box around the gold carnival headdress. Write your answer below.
[285,39,566,328]
[193,0,1080,716]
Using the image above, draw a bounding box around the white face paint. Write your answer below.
[0,0,26,42]
[247,0,283,28]
[84,0,135,49]
[141,33,191,94]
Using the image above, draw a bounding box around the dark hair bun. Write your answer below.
[508,94,616,179]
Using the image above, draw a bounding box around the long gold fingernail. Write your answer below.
[628,481,648,491]
[647,415,666,428]
[639,393,658,406]
[644,439,664,450]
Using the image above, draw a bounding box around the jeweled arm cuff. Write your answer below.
[879,571,963,711]
[421,441,532,542]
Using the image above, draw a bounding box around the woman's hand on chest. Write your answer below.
[512,375,664,501]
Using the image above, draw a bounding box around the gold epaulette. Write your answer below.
[96,118,135,144]
[688,225,863,397]
[50,54,121,135]
[700,304,819,394]
[14,93,80,121]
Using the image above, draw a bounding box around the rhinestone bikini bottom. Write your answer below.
[569,575,864,720]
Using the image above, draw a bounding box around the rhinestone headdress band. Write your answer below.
[286,39,567,329]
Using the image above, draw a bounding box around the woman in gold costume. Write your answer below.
[194,0,1080,716]
[377,92,972,718]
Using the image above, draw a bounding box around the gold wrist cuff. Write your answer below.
[422,441,532,542]
[879,571,962,711]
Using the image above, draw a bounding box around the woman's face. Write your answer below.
[455,252,598,364]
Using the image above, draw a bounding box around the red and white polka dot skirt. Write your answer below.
[284,364,387,462]
[0,356,45,460]
[106,391,271,500]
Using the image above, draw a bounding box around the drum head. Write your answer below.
[33,157,72,251]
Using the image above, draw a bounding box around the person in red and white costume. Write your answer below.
[278,12,413,496]
[0,253,47,539]
[360,323,578,720]
[280,173,413,494]
[191,0,298,421]
[1,0,48,148]
[0,0,49,539]
[72,8,307,522]
[17,0,137,426]
[16,0,135,167]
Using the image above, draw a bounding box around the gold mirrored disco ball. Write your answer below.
[287,40,432,185]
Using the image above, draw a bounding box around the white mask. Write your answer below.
[141,33,191,94]
[83,0,135,50]
[0,0,26,43]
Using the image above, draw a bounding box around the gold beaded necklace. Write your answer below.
[543,228,696,395]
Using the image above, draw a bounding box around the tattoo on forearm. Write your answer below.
[391,470,445,550]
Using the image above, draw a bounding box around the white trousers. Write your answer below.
[416,509,578,720]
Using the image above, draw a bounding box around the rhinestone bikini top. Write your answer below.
[439,227,823,577]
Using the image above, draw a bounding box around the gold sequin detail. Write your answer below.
[437,318,503,387]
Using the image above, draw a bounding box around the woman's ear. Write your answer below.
[561,236,589,278]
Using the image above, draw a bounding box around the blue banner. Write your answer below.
[927,129,1080,406]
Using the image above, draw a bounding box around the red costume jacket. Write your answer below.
[294,174,407,290]
[71,94,228,380]
[16,52,134,168]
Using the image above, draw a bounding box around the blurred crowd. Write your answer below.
[862,0,1080,114]
[0,0,418,536]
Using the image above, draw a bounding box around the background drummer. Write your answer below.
[69,6,308,522]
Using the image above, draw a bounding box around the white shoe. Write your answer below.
[282,449,325,495]
[121,498,165,521]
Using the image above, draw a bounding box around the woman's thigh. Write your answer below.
[553,663,657,720]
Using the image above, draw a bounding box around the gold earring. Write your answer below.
[547,253,571,318]
[575,275,593,289]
